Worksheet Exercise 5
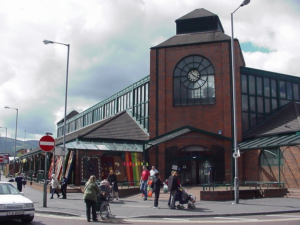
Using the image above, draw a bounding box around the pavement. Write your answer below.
[2,174,300,219]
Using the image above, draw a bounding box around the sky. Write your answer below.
[0,0,300,142]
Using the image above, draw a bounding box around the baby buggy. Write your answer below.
[175,187,196,209]
[99,180,114,202]
[95,189,112,220]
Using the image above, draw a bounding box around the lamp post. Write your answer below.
[3,126,8,153]
[43,39,70,176]
[231,0,250,204]
[4,107,18,177]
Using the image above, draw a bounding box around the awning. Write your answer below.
[239,133,300,150]
[58,141,143,152]
[146,126,231,147]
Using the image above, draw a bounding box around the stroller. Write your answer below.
[175,187,196,209]
[99,180,114,202]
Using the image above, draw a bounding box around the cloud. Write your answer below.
[0,0,299,141]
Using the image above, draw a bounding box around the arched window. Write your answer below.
[260,148,283,166]
[173,55,215,106]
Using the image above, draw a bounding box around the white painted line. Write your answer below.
[215,217,258,221]
[163,218,190,221]
[267,215,300,218]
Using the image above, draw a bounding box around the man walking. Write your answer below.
[150,166,158,177]
[15,173,24,192]
[60,175,68,199]
[140,166,150,200]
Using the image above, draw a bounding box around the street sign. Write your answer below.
[0,156,3,162]
[39,135,55,152]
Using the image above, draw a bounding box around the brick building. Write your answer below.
[20,9,300,188]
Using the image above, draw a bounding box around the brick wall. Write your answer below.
[149,40,245,182]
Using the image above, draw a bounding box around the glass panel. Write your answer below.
[250,113,257,128]
[280,99,290,107]
[257,97,263,113]
[271,98,277,111]
[264,78,270,97]
[293,83,299,100]
[242,94,248,111]
[145,102,148,117]
[145,83,149,101]
[141,85,145,102]
[241,74,247,94]
[280,81,286,98]
[287,82,293,100]
[250,96,256,111]
[249,76,255,95]
[257,77,262,96]
[271,79,277,97]
[265,98,270,113]
[242,112,249,132]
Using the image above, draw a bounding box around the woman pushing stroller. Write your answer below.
[167,171,181,209]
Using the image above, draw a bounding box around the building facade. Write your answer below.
[19,8,300,188]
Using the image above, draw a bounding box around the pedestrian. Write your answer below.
[152,172,162,209]
[15,173,24,192]
[140,165,150,200]
[107,170,119,200]
[49,174,60,199]
[168,171,180,209]
[60,175,68,199]
[83,175,100,222]
[150,166,159,177]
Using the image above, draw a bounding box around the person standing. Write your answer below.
[140,166,150,200]
[83,175,100,222]
[150,166,159,177]
[152,172,162,209]
[107,170,119,200]
[168,171,180,209]
[49,174,60,199]
[15,173,24,192]
[60,175,68,199]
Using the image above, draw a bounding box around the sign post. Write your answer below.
[39,135,55,208]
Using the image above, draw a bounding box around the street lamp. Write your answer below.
[43,39,70,176]
[4,106,18,177]
[231,0,250,204]
[0,127,7,153]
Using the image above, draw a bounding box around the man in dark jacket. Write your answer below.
[15,173,24,192]
[168,171,180,209]
[152,172,162,209]
[60,175,68,199]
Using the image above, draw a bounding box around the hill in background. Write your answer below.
[0,137,39,155]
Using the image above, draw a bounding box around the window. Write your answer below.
[260,148,283,166]
[173,55,215,106]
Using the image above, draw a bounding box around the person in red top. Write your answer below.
[140,166,150,200]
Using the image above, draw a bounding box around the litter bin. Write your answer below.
[37,170,44,183]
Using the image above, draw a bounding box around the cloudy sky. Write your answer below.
[0,0,299,141]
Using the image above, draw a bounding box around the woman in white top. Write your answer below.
[49,174,60,199]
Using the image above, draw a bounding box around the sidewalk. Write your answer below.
[2,175,300,219]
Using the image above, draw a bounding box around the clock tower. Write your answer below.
[148,8,245,183]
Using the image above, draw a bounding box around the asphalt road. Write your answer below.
[3,213,300,225]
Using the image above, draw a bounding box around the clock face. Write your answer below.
[174,55,213,90]
[188,70,200,82]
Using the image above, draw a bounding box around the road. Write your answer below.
[3,213,300,225]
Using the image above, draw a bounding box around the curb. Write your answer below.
[35,209,300,219]
[35,210,81,217]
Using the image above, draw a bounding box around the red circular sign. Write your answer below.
[0,156,3,162]
[39,135,55,152]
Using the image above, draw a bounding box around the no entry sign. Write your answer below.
[39,135,55,152]
[0,156,3,162]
